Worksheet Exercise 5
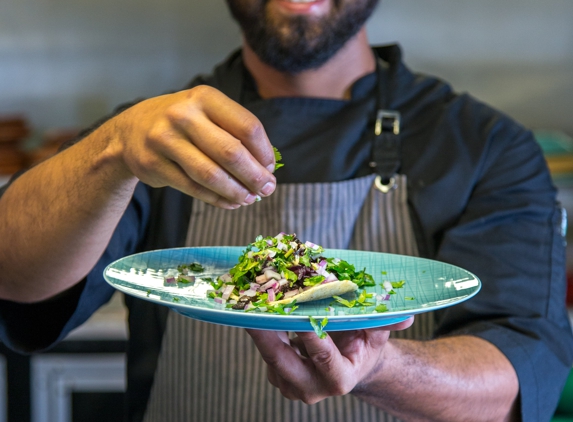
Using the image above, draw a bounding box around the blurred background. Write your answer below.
[0,0,572,421]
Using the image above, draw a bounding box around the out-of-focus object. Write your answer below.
[536,130,573,177]
[0,115,29,174]
[26,128,79,167]
[535,130,573,307]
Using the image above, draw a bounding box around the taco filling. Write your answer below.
[208,233,375,311]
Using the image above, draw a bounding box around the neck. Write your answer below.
[242,28,375,100]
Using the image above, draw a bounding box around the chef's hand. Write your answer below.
[246,317,414,404]
[113,85,276,208]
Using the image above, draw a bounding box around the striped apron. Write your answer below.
[143,174,435,422]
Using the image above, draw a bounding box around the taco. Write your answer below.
[208,233,375,311]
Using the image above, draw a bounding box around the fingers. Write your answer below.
[192,87,276,171]
[118,87,278,208]
[386,316,415,331]
[168,87,277,197]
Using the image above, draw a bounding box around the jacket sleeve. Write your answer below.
[0,103,150,353]
[420,108,573,421]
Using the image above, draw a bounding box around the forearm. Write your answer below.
[0,120,138,303]
[353,335,519,422]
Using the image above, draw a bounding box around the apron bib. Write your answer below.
[143,175,435,422]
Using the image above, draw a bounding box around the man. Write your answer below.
[0,0,572,421]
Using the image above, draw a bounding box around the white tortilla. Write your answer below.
[269,280,358,305]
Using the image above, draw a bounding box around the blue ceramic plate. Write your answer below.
[104,247,480,331]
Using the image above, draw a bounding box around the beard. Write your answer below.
[226,0,379,73]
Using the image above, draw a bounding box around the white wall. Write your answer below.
[1,0,572,134]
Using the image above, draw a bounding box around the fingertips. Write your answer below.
[386,316,415,331]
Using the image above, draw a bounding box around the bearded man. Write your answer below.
[0,0,571,421]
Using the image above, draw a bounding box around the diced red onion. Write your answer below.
[214,297,226,305]
[323,273,338,283]
[284,308,292,313]
[219,273,232,283]
[249,283,260,291]
[327,306,335,316]
[275,232,285,241]
[278,278,288,287]
[267,289,276,302]
[305,241,319,250]
[244,302,253,311]
[164,276,177,286]
[222,285,235,300]
[264,269,281,280]
[383,281,393,292]
[260,280,278,291]
[276,241,287,251]
[267,250,277,258]
[229,299,237,304]
[243,289,258,297]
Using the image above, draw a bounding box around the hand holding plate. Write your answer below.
[246,317,414,404]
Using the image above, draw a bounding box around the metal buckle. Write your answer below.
[374,175,397,193]
[374,110,400,136]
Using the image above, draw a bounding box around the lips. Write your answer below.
[272,0,329,15]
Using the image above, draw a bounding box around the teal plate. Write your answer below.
[104,247,481,331]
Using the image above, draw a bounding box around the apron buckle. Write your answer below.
[375,175,397,193]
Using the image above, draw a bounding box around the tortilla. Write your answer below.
[269,279,358,305]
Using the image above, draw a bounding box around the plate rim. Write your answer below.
[104,246,482,328]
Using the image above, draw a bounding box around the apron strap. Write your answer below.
[369,58,401,192]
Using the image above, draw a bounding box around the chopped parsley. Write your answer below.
[309,316,328,339]
[177,262,204,273]
[273,147,284,170]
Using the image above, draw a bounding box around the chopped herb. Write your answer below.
[309,316,328,339]
[375,304,388,312]
[303,275,325,287]
[173,297,180,302]
[391,280,406,289]
[273,147,284,170]
[405,296,415,301]
[356,289,375,306]
[332,295,356,308]
[177,262,204,273]
[146,289,151,297]
[381,271,387,275]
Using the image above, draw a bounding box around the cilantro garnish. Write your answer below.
[356,290,375,306]
[391,281,406,289]
[309,316,328,339]
[375,304,388,312]
[177,262,204,273]
[332,295,357,308]
[405,296,415,301]
[303,275,325,287]
[273,147,284,170]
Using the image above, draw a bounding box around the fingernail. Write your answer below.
[260,181,275,196]
[266,164,276,173]
[243,193,257,205]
